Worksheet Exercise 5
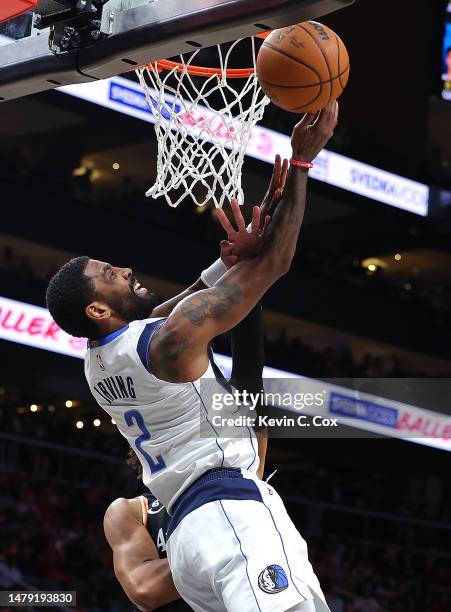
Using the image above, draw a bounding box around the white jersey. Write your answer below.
[84,318,259,511]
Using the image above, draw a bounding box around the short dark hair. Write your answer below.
[46,256,99,338]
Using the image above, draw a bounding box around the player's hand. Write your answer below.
[260,154,289,225]
[216,199,270,267]
[291,100,338,162]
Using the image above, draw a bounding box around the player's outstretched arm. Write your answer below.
[151,102,338,383]
[104,498,180,611]
[148,157,287,319]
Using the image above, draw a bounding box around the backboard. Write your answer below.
[0,0,355,103]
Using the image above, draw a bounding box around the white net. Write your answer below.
[136,37,270,208]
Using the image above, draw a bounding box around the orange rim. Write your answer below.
[150,32,269,78]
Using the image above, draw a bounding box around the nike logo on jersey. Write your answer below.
[93,375,136,404]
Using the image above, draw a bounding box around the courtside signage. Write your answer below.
[1,295,449,451]
[59,76,429,216]
[328,391,451,452]
[0,295,87,358]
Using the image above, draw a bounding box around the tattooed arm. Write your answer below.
[151,102,338,383]
[150,278,207,318]
[149,159,287,319]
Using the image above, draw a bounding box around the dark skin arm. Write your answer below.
[218,168,288,479]
[104,498,181,612]
[150,278,207,318]
[230,302,268,479]
[221,204,272,479]
[150,102,338,383]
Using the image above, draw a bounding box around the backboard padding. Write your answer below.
[0,0,355,102]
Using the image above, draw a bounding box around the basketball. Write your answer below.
[256,21,350,113]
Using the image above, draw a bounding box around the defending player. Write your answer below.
[104,296,267,611]
[46,101,338,612]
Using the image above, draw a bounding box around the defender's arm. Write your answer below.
[104,498,180,612]
[255,430,268,479]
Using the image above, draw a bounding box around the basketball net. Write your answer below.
[136,36,270,209]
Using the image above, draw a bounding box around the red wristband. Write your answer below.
[290,159,314,170]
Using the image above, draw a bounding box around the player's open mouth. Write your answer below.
[133,280,148,297]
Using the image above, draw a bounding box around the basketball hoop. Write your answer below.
[136,34,270,209]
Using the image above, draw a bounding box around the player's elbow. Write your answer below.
[130,581,164,612]
[259,252,292,280]
[277,255,292,276]
[271,253,292,278]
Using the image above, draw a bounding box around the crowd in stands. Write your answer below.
[0,470,130,612]
[0,420,450,611]
[213,330,412,379]
[1,134,450,336]
[2,243,446,380]
[1,403,125,459]
[310,539,451,612]
[4,396,451,518]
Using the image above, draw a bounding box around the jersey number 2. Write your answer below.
[124,409,166,473]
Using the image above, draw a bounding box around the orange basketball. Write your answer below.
[256,21,350,113]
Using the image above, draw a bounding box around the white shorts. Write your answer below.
[166,469,330,612]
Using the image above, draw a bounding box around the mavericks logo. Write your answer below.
[258,564,289,594]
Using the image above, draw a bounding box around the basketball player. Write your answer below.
[46,101,338,612]
[104,294,267,611]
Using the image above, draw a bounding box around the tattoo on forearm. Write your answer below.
[260,169,307,256]
[180,282,242,326]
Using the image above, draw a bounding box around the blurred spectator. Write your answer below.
[0,552,22,589]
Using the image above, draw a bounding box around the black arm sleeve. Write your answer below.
[230,302,267,432]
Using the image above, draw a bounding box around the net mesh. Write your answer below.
[136,37,270,208]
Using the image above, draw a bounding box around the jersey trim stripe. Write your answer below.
[167,468,262,539]
[219,500,263,612]
[261,499,308,601]
[246,429,257,471]
[191,383,225,467]
[136,319,166,372]
[87,324,129,348]
[207,349,257,471]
